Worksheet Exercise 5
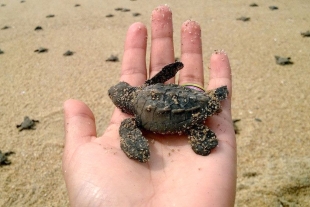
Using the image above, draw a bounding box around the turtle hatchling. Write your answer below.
[108,62,228,162]
[16,116,39,131]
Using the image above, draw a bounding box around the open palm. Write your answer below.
[63,5,236,207]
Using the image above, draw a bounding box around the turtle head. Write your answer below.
[108,81,136,114]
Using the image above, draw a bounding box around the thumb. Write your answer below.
[63,99,97,163]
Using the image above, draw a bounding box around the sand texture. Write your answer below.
[1,0,310,206]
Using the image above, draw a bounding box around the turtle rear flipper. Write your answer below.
[119,118,150,162]
[145,62,184,86]
[188,125,218,156]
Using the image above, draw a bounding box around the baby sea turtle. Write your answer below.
[275,56,293,65]
[0,151,15,166]
[16,116,39,131]
[106,55,119,62]
[301,30,310,37]
[236,16,250,22]
[114,7,130,12]
[46,14,55,18]
[34,26,43,31]
[132,13,141,17]
[108,62,228,162]
[106,14,114,18]
[249,3,258,7]
[1,25,10,30]
[34,47,48,53]
[269,6,278,10]
[63,50,74,56]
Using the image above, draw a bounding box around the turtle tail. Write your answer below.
[214,86,229,101]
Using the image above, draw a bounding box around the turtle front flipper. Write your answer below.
[213,85,229,101]
[188,125,218,156]
[119,118,150,162]
[145,62,184,86]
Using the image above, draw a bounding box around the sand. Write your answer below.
[1,0,310,206]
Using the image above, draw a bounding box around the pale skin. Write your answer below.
[63,5,236,207]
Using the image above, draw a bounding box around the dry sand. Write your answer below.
[1,0,310,206]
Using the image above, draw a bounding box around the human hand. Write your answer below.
[63,5,236,207]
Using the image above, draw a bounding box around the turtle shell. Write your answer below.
[132,83,221,134]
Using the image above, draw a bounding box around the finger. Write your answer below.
[110,22,147,124]
[150,5,175,83]
[121,22,147,85]
[205,52,236,206]
[205,50,234,143]
[207,50,232,97]
[207,50,232,119]
[206,51,234,153]
[63,99,96,161]
[179,20,204,87]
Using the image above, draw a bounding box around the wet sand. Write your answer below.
[1,0,310,206]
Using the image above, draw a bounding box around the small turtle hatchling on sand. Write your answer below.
[108,62,228,162]
[16,116,39,131]
[275,56,293,65]
[0,151,15,166]
[301,30,310,37]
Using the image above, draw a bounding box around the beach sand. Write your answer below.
[1,0,310,206]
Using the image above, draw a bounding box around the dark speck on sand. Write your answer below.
[236,16,250,22]
[249,3,258,7]
[34,47,48,53]
[106,55,119,62]
[269,6,278,10]
[115,7,131,12]
[63,50,74,56]
[46,14,55,18]
[34,26,43,31]
[1,26,10,30]
[106,14,114,18]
